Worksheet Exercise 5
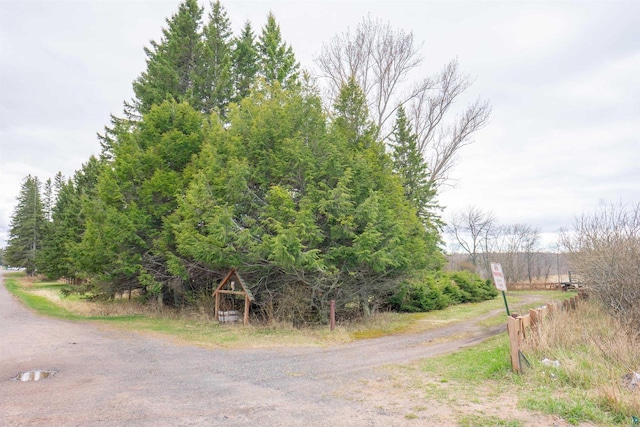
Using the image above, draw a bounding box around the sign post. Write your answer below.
[490,262,510,316]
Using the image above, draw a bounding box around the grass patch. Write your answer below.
[419,334,514,383]
[394,297,640,426]
[4,274,79,320]
[457,414,523,427]
[517,301,640,425]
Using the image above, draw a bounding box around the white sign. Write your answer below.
[490,262,507,292]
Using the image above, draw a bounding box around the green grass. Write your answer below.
[419,334,514,383]
[4,275,79,319]
[404,298,640,426]
[457,414,523,427]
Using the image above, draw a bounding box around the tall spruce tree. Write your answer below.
[129,0,204,116]
[39,158,101,280]
[78,101,205,300]
[198,0,233,116]
[173,82,442,322]
[5,175,46,275]
[232,21,259,103]
[391,106,438,227]
[332,76,377,147]
[257,13,299,88]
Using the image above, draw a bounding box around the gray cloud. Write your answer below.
[1,0,639,248]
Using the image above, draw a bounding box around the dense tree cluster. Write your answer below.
[4,1,494,323]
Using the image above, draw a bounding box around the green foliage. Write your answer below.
[173,82,442,322]
[198,0,233,115]
[38,157,101,281]
[5,175,46,275]
[391,106,439,228]
[11,3,455,325]
[78,101,205,296]
[257,13,299,88]
[389,270,497,313]
[130,0,204,115]
[332,76,376,147]
[231,21,259,103]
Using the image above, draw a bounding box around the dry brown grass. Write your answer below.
[522,300,640,418]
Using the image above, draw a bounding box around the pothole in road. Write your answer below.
[14,370,56,382]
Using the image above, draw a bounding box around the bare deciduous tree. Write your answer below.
[561,203,640,331]
[410,61,491,188]
[492,223,540,284]
[447,207,545,283]
[446,206,496,269]
[314,16,491,188]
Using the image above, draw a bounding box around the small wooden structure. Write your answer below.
[213,268,254,325]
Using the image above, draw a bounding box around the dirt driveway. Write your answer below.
[0,271,572,426]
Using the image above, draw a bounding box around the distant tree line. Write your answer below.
[446,206,559,284]
[3,1,493,323]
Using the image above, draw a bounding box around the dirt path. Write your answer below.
[0,272,570,426]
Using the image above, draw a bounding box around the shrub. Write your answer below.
[561,202,640,333]
[389,270,497,312]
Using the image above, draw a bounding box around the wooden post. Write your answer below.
[539,306,548,323]
[214,292,220,321]
[519,315,531,340]
[329,300,336,331]
[529,308,539,327]
[243,295,250,325]
[507,316,521,373]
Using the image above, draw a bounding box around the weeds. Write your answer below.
[520,301,640,424]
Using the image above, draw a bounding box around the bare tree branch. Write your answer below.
[315,18,491,189]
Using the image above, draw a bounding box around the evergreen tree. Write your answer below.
[231,21,259,103]
[5,175,46,275]
[332,76,377,147]
[391,106,438,227]
[130,0,204,116]
[78,101,205,299]
[39,158,101,280]
[173,83,442,322]
[198,0,233,116]
[257,13,299,88]
[53,171,65,196]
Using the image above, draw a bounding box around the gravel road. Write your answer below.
[0,270,522,426]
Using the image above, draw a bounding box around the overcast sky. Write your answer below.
[1,0,639,250]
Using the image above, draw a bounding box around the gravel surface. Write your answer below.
[0,271,557,426]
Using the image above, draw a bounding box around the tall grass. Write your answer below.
[521,300,640,424]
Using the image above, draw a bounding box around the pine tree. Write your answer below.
[332,76,377,147]
[39,159,101,280]
[231,21,258,103]
[78,101,205,299]
[391,106,438,227]
[257,13,299,88]
[129,0,204,115]
[198,0,233,116]
[5,175,46,275]
[173,84,442,322]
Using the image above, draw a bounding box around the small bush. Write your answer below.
[389,270,497,313]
